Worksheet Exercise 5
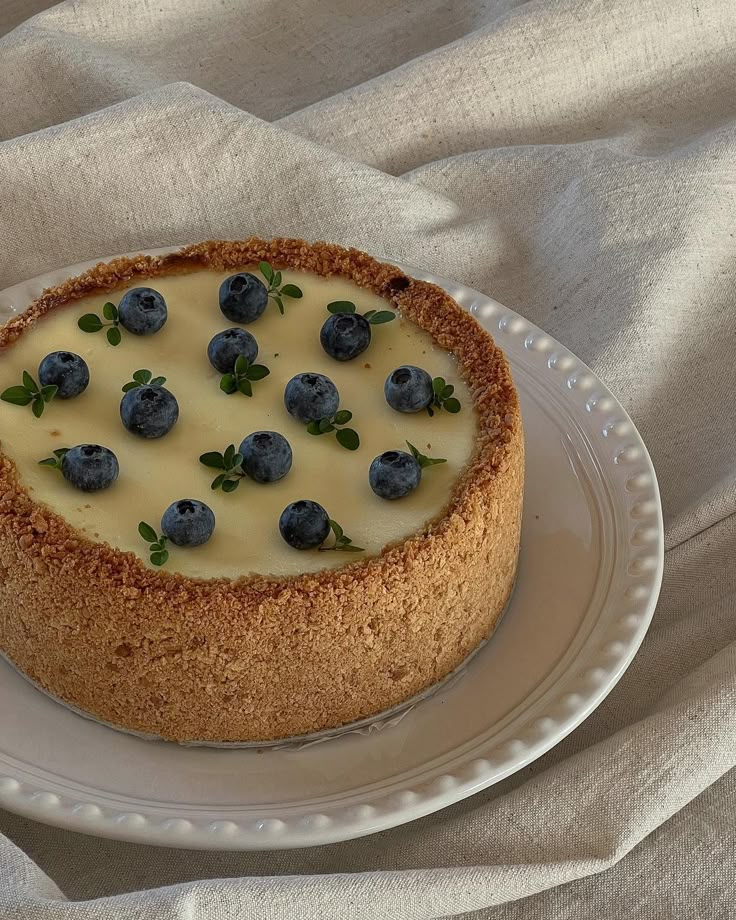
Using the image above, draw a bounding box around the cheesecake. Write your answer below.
[0,238,523,743]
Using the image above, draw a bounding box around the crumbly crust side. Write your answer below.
[0,238,524,742]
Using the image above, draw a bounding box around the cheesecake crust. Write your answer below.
[0,239,523,742]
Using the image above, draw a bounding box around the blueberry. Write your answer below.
[284,373,339,423]
[118,288,168,335]
[38,351,89,399]
[207,328,258,373]
[161,499,215,547]
[219,273,268,324]
[239,431,292,483]
[320,313,371,361]
[369,450,422,500]
[384,365,434,413]
[61,444,119,492]
[120,385,179,439]
[279,500,330,550]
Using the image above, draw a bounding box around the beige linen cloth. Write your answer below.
[1,0,735,916]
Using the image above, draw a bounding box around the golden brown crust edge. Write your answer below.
[0,238,523,742]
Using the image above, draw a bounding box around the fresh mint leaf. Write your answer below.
[327,301,356,314]
[125,369,165,392]
[245,364,270,381]
[220,356,270,396]
[262,264,301,314]
[336,428,360,451]
[22,371,37,393]
[220,374,237,394]
[307,409,360,449]
[78,313,104,333]
[428,376,462,414]
[203,444,247,493]
[1,386,33,406]
[138,522,170,566]
[406,440,446,468]
[138,522,158,543]
[320,518,365,552]
[38,447,70,470]
[366,310,396,325]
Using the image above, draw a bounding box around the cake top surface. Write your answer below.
[0,260,478,578]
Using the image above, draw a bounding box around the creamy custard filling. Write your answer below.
[0,269,477,578]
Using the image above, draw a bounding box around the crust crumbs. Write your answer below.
[0,238,524,742]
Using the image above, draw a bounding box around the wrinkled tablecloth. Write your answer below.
[1,1,735,917]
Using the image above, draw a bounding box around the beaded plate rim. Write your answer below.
[0,248,663,849]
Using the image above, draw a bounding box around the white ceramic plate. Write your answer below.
[0,250,663,849]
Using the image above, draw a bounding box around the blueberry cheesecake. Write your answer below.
[0,238,523,743]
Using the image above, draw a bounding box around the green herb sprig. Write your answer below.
[199,444,246,493]
[319,519,365,553]
[259,262,303,315]
[1,372,57,418]
[78,302,123,346]
[306,410,360,450]
[427,377,461,417]
[406,441,447,468]
[122,369,167,392]
[327,301,396,325]
[38,447,69,470]
[138,522,169,567]
[220,355,270,397]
